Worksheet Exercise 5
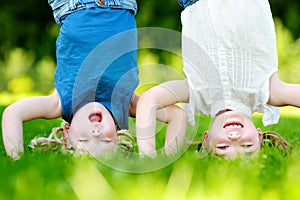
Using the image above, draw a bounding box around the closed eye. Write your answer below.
[101,139,112,143]
[78,138,89,142]
[242,144,253,148]
[216,145,229,150]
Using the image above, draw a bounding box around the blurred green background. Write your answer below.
[1,1,300,200]
[0,0,300,104]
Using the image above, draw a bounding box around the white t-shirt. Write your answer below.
[181,0,280,126]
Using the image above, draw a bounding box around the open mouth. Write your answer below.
[223,121,244,129]
[89,111,102,123]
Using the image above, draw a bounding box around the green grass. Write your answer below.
[1,105,300,200]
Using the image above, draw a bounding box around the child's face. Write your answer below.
[203,110,263,159]
[66,102,117,157]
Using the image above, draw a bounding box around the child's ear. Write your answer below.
[202,131,209,146]
[62,122,70,139]
[257,128,264,143]
[61,122,73,151]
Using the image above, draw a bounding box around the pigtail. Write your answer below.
[262,131,292,155]
[28,121,69,154]
[117,129,134,152]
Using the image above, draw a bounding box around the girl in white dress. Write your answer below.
[136,0,300,158]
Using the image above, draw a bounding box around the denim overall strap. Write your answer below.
[178,0,199,8]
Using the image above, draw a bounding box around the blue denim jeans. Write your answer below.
[48,0,137,24]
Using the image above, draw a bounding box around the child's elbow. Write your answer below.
[138,90,159,109]
[3,105,16,120]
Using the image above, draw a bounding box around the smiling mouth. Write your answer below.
[89,112,102,123]
[223,121,244,129]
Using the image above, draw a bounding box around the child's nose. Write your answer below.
[228,132,241,140]
[90,126,103,137]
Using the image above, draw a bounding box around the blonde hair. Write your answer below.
[28,126,67,153]
[28,122,135,155]
[262,131,292,155]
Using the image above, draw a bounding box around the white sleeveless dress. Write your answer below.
[181,0,280,126]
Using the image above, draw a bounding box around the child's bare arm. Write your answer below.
[156,105,188,156]
[269,73,300,107]
[136,80,189,156]
[2,90,62,159]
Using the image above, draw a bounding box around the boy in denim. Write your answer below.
[2,0,140,159]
